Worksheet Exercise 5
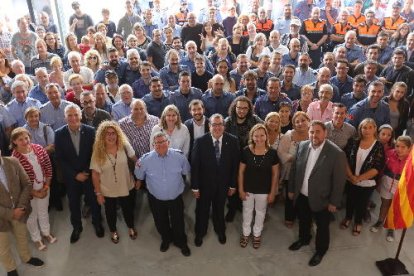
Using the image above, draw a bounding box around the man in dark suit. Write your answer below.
[184,99,209,160]
[191,113,240,247]
[288,120,346,266]
[55,104,104,243]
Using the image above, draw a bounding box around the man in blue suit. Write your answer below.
[55,105,104,243]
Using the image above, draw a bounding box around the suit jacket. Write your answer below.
[184,117,209,160]
[191,132,240,192]
[0,157,32,231]
[55,124,95,183]
[288,140,346,212]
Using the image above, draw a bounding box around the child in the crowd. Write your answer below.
[79,36,91,55]
[370,136,412,242]
[378,124,395,153]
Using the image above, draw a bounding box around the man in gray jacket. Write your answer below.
[288,120,346,267]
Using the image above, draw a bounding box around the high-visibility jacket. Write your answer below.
[255,19,274,37]
[348,14,366,28]
[301,18,327,43]
[331,22,353,37]
[382,16,407,31]
[356,23,381,46]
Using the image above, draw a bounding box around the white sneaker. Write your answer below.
[370,221,383,233]
[386,230,395,242]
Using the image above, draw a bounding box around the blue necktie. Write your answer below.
[214,140,220,163]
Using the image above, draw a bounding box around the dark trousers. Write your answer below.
[227,193,242,213]
[345,184,375,224]
[284,180,296,222]
[308,48,322,68]
[147,193,187,247]
[104,189,136,232]
[66,179,101,230]
[296,193,330,255]
[195,187,227,237]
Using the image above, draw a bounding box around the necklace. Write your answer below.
[253,147,267,167]
[106,153,118,183]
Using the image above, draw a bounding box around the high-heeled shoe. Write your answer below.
[128,228,137,240]
[111,232,119,244]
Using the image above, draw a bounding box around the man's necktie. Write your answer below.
[214,140,220,163]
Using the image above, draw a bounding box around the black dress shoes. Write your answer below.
[160,241,170,252]
[70,227,83,243]
[194,236,203,247]
[288,240,310,251]
[7,270,18,276]
[309,253,325,266]
[181,245,191,257]
[26,257,44,267]
[218,233,227,244]
[94,224,105,238]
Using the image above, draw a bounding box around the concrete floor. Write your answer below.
[4,189,414,276]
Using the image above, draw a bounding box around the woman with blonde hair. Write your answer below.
[84,49,102,73]
[209,38,237,69]
[245,33,271,68]
[93,32,108,62]
[10,127,56,251]
[239,123,279,249]
[49,56,65,88]
[91,121,138,244]
[264,112,282,150]
[150,104,190,158]
[341,118,385,236]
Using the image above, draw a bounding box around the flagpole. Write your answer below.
[395,229,407,260]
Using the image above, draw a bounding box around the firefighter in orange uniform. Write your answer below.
[381,2,407,36]
[300,7,328,68]
[255,7,274,39]
[329,9,353,50]
[356,11,381,48]
[348,0,365,28]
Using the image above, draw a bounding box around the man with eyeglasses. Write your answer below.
[68,1,94,43]
[135,131,191,257]
[191,113,239,246]
[80,91,111,129]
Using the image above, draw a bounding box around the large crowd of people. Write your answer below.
[1,0,414,274]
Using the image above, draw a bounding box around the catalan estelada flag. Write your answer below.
[384,147,414,229]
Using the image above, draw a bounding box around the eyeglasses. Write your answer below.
[87,56,98,60]
[81,100,95,106]
[211,123,224,127]
[46,38,55,41]
[154,139,168,145]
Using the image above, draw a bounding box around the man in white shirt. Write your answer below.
[288,120,346,266]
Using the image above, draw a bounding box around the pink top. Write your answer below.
[306,101,333,123]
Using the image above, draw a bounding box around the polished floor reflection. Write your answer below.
[4,189,414,276]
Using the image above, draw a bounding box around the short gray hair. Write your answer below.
[11,80,28,92]
[64,104,82,116]
[68,51,82,61]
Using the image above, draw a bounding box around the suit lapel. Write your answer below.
[310,142,329,178]
[1,159,14,193]
[66,126,79,157]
